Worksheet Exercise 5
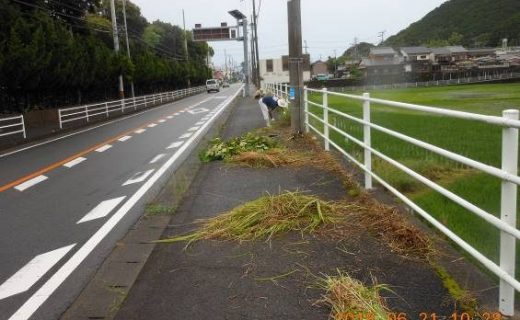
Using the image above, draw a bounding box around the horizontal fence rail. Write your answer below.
[0,115,26,139]
[264,82,520,316]
[58,86,205,129]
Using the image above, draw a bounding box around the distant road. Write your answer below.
[0,85,242,320]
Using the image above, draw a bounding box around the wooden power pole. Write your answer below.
[288,0,303,133]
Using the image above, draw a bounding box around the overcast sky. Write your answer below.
[130,0,448,68]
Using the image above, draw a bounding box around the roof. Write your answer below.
[361,57,403,67]
[369,47,397,56]
[400,46,431,55]
[446,46,468,54]
[431,47,451,55]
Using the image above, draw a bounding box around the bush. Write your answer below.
[200,133,277,162]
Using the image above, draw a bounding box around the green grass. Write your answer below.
[309,82,520,272]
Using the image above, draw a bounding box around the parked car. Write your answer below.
[314,74,330,81]
[206,79,220,93]
[222,81,230,88]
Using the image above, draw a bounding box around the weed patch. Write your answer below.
[314,270,390,320]
[200,133,277,162]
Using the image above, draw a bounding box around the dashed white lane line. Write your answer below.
[77,197,126,224]
[63,157,87,168]
[14,175,48,192]
[179,133,193,139]
[158,119,166,123]
[150,154,166,164]
[167,116,173,119]
[195,121,205,126]
[0,244,76,300]
[167,141,183,149]
[134,129,146,134]
[147,123,157,128]
[118,136,132,142]
[174,113,180,116]
[95,144,112,153]
[188,126,200,132]
[122,169,155,186]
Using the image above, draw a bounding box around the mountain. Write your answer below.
[384,0,520,48]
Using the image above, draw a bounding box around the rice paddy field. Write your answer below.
[307,82,520,272]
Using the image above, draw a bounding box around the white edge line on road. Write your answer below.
[0,94,202,159]
[77,197,126,224]
[117,136,132,142]
[63,157,87,168]
[7,85,243,320]
[195,122,204,126]
[188,126,200,132]
[0,244,76,301]
[14,175,48,192]
[95,144,112,153]
[122,169,155,186]
[149,153,166,164]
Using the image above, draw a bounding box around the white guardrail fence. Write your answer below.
[265,81,520,316]
[0,115,26,139]
[58,86,205,129]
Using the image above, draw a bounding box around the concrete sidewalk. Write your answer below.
[110,96,494,319]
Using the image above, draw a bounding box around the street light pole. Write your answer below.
[122,0,134,98]
[109,0,124,98]
[242,17,250,96]
[252,0,261,87]
[183,9,191,87]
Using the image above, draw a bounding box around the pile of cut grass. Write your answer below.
[158,192,358,246]
[315,270,390,320]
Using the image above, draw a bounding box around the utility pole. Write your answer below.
[122,0,134,98]
[109,0,124,98]
[252,0,261,87]
[304,40,308,54]
[242,18,250,96]
[288,0,303,133]
[224,49,228,79]
[378,30,386,45]
[183,9,191,87]
[250,20,256,86]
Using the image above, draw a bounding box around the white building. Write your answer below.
[259,55,311,84]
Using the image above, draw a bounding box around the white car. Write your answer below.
[206,79,220,93]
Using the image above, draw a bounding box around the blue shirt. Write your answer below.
[261,96,278,110]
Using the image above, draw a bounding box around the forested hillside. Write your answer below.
[385,0,520,48]
[0,0,213,113]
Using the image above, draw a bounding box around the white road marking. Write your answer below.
[167,116,173,119]
[149,153,166,164]
[158,119,166,123]
[188,108,210,114]
[179,133,193,139]
[95,144,112,153]
[195,121,205,126]
[63,157,87,168]
[188,126,200,132]
[0,244,75,300]
[77,197,126,224]
[174,113,180,116]
[147,123,157,128]
[122,169,155,186]
[134,128,146,134]
[7,86,244,320]
[167,141,183,149]
[14,175,48,192]
[214,96,227,99]
[118,136,132,142]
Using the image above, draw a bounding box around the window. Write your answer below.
[266,59,273,72]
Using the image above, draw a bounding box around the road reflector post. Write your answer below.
[363,92,372,190]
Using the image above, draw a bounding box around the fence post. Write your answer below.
[133,97,136,110]
[58,109,63,129]
[21,115,26,139]
[105,103,109,117]
[144,96,147,107]
[499,109,519,316]
[304,86,309,133]
[363,92,372,190]
[121,99,125,113]
[323,88,329,151]
[85,106,89,122]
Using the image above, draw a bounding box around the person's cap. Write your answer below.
[277,99,288,108]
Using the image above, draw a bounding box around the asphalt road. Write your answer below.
[0,84,243,320]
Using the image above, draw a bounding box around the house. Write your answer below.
[431,47,452,64]
[400,47,432,62]
[259,54,311,84]
[467,48,496,58]
[368,47,399,62]
[400,47,432,78]
[360,48,404,84]
[311,60,328,77]
[446,46,468,61]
